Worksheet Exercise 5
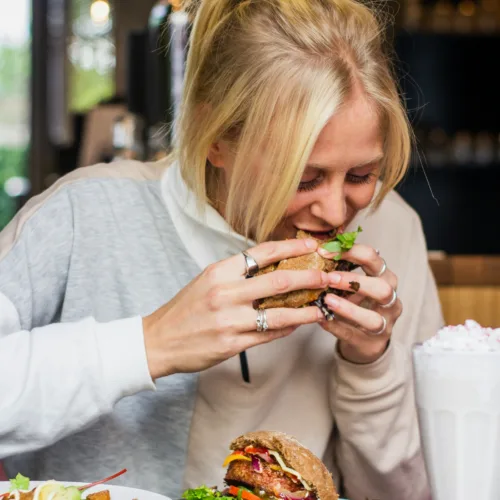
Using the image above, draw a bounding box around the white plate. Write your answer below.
[0,483,347,500]
[0,482,171,500]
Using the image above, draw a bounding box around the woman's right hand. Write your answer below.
[142,237,329,380]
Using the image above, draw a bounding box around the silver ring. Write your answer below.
[371,315,387,336]
[242,251,259,278]
[256,309,268,332]
[375,249,380,255]
[373,257,387,277]
[380,288,397,309]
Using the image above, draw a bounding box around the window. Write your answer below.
[0,0,31,230]
[69,0,115,112]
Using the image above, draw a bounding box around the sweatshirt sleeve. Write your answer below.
[330,215,444,500]
[0,188,155,459]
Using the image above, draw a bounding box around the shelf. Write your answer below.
[429,254,500,285]
[408,163,500,171]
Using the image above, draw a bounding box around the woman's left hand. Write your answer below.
[317,244,402,364]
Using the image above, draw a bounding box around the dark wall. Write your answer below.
[393,31,500,254]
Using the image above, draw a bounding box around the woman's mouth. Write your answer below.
[295,225,345,241]
[308,231,334,240]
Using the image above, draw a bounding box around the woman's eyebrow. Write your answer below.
[352,154,384,168]
[306,154,384,170]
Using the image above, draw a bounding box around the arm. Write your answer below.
[330,217,444,500]
[0,189,155,458]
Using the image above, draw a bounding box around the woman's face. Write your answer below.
[209,89,383,241]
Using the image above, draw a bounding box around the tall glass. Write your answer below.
[413,345,500,500]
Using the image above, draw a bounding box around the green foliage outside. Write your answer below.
[0,147,28,229]
[70,63,114,112]
[0,44,30,98]
[69,0,115,112]
[0,42,30,230]
[0,0,115,229]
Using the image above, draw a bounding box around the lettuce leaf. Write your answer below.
[321,226,362,260]
[9,473,30,492]
[182,487,233,500]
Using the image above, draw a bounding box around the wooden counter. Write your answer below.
[429,254,500,327]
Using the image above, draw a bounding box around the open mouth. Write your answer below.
[306,231,334,241]
[295,226,344,241]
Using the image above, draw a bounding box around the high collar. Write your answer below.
[161,162,255,270]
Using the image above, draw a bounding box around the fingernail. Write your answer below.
[329,273,341,284]
[305,239,317,249]
[325,295,339,308]
[317,247,330,257]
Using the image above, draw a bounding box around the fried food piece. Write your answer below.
[86,491,110,500]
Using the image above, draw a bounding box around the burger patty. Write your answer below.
[225,460,303,496]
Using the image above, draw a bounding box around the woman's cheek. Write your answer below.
[347,183,378,210]
[285,194,310,217]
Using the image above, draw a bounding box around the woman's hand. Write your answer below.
[318,244,402,364]
[143,238,329,380]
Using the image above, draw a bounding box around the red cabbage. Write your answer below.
[251,456,263,473]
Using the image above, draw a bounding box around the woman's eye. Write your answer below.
[346,173,375,185]
[298,171,376,191]
[298,177,322,192]
[298,172,324,192]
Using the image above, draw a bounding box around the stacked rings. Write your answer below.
[256,309,268,332]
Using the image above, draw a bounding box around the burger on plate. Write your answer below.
[255,228,362,320]
[182,431,339,500]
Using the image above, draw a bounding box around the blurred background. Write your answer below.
[0,0,500,330]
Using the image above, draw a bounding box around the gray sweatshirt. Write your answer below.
[0,159,444,500]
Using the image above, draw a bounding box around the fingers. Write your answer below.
[220,237,319,277]
[327,271,398,305]
[226,305,324,353]
[232,304,323,332]
[227,269,330,304]
[324,294,389,335]
[319,244,387,278]
[203,270,329,309]
[323,319,390,364]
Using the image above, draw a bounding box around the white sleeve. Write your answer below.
[0,292,155,459]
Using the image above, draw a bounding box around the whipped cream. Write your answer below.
[422,319,500,352]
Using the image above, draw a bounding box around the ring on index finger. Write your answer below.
[242,251,260,278]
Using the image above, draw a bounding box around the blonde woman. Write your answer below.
[0,1,442,499]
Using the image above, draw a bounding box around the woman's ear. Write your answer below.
[207,141,230,169]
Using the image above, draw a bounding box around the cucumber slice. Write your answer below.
[52,487,82,500]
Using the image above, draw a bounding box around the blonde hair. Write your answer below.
[172,0,411,242]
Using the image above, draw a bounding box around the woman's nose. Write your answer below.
[310,186,347,228]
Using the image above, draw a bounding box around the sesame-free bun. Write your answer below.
[230,431,339,500]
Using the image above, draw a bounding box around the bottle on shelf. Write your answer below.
[451,130,474,166]
[426,128,450,167]
[431,0,454,32]
[405,0,424,31]
[454,0,477,33]
[476,0,498,32]
[474,131,495,166]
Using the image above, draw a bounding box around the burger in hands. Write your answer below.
[182,431,339,500]
[255,227,363,320]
